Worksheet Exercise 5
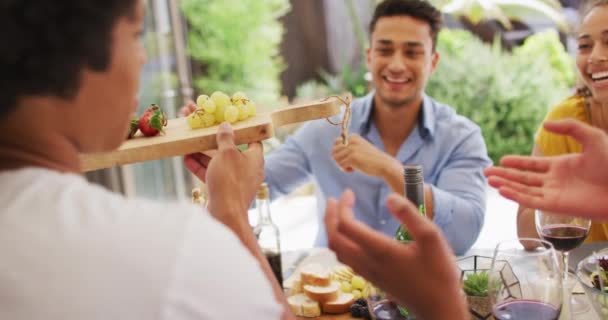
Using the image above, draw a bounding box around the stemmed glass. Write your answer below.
[536,210,591,314]
[489,239,562,320]
[365,285,411,320]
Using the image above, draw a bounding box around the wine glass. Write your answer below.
[489,239,562,320]
[535,210,591,314]
[365,284,411,320]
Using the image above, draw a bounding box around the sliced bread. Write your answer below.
[300,263,331,287]
[287,293,321,318]
[322,292,355,314]
[303,281,340,303]
[290,279,303,295]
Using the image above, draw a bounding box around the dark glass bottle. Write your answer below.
[395,165,426,243]
[253,183,283,289]
[394,165,426,318]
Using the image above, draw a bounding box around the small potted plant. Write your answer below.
[458,255,494,320]
[463,271,492,320]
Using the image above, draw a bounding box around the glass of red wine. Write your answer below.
[489,239,562,320]
[535,210,591,314]
[365,285,411,320]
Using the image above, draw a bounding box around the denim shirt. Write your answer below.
[264,92,491,254]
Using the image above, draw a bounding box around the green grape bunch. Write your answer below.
[187,91,257,129]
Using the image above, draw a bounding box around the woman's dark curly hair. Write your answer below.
[0,0,138,117]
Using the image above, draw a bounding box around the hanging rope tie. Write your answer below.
[323,94,352,145]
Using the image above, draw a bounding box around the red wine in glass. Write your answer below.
[371,300,409,320]
[493,300,560,320]
[539,224,589,252]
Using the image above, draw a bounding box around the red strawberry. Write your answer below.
[138,104,167,137]
[126,118,139,139]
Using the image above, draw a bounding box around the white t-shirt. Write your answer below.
[0,168,283,320]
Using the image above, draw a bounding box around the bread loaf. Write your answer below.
[287,293,321,317]
[300,263,331,287]
[303,281,340,303]
[322,292,355,314]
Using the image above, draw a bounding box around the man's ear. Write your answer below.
[430,51,439,74]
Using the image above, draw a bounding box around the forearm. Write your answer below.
[208,203,294,320]
[381,158,405,195]
[517,206,541,250]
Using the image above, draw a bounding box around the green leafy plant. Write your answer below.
[371,0,567,30]
[514,30,576,88]
[463,271,490,297]
[180,0,290,105]
[426,29,572,163]
[294,62,369,102]
[427,0,567,31]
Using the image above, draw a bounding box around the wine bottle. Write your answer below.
[395,164,426,243]
[253,183,284,289]
[395,165,426,317]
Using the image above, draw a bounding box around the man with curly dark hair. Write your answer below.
[0,1,290,319]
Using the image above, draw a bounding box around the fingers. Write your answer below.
[334,138,344,147]
[324,198,339,234]
[483,166,544,187]
[386,194,439,248]
[184,153,211,181]
[216,122,236,151]
[332,144,349,159]
[497,156,550,173]
[334,135,363,147]
[497,186,545,210]
[487,176,544,197]
[543,119,605,150]
[179,101,197,117]
[334,197,397,262]
[330,190,396,277]
[243,142,265,170]
[332,148,350,169]
[348,134,363,143]
[338,189,356,212]
[325,196,369,271]
[332,143,355,173]
[203,150,218,158]
[243,141,263,158]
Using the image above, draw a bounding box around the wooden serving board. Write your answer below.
[296,313,355,320]
[80,97,342,172]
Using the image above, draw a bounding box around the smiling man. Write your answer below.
[263,0,491,255]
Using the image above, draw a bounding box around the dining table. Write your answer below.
[282,248,360,320]
[282,245,605,320]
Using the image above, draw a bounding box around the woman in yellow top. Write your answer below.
[518,0,608,250]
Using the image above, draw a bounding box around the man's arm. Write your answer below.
[423,129,490,255]
[264,122,318,200]
[340,128,489,254]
